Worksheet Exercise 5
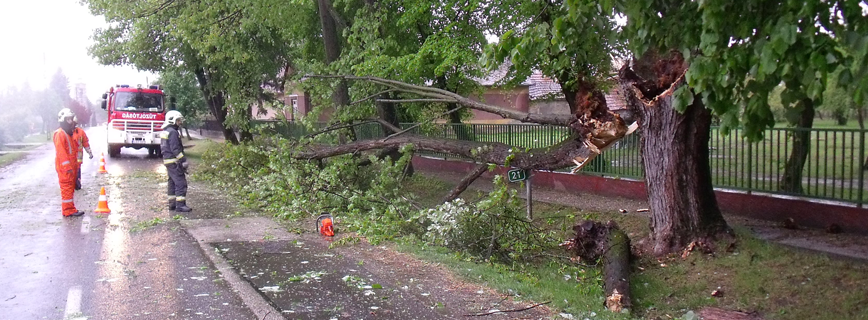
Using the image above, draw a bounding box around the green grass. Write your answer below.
[0,153,27,168]
[183,138,220,160]
[395,175,868,320]
[22,133,52,143]
[0,133,50,169]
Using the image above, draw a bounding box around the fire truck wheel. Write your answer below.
[108,144,122,158]
[148,147,161,157]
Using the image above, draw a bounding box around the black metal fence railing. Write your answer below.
[252,121,868,206]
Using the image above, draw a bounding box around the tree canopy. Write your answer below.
[618,0,868,139]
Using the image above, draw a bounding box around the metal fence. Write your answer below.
[256,121,868,206]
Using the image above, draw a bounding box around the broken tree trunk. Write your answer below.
[562,220,632,313]
[619,50,732,257]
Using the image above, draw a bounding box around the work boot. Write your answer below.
[168,199,176,211]
[66,211,85,217]
[175,201,192,213]
[75,180,81,190]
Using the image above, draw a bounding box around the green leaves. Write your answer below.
[620,0,867,140]
[671,86,694,113]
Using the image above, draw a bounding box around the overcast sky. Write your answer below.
[0,0,154,102]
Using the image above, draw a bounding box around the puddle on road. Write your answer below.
[214,240,448,319]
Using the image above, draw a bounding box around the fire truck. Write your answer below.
[100,84,173,157]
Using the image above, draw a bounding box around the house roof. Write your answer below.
[474,62,533,87]
[527,71,627,110]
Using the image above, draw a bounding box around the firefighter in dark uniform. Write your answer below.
[160,110,192,212]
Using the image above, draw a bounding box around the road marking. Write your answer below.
[64,285,83,319]
[81,216,91,234]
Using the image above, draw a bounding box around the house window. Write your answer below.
[288,95,299,121]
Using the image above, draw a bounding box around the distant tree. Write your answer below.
[38,68,70,133]
[158,69,209,138]
[66,100,91,126]
[821,69,857,126]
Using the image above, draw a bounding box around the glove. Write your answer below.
[181,161,189,169]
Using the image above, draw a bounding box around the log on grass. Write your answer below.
[602,228,631,313]
[561,220,632,313]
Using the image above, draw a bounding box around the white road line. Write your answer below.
[64,285,83,319]
[80,216,91,234]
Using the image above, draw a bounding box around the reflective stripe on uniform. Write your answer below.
[160,131,170,139]
[164,159,177,164]
[62,199,74,203]
[176,153,184,160]
[167,196,176,200]
[61,161,70,166]
[176,196,185,201]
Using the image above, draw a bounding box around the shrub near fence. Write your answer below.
[255,121,868,206]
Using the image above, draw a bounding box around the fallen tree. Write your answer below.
[297,75,632,200]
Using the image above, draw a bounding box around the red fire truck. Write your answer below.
[100,84,172,157]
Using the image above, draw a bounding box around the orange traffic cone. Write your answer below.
[97,153,107,173]
[94,187,112,214]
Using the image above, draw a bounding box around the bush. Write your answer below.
[410,175,556,262]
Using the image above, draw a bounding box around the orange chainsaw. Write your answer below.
[316,213,335,237]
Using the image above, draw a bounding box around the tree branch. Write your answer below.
[464,301,551,317]
[303,120,377,139]
[376,98,456,104]
[443,163,489,202]
[293,134,597,171]
[382,105,465,142]
[307,75,573,126]
[350,89,396,105]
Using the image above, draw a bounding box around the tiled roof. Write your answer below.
[527,71,627,110]
[474,62,533,87]
[528,72,564,100]
[604,86,627,110]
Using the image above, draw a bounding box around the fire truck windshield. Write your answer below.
[114,92,164,112]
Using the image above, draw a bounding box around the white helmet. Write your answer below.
[58,108,75,122]
[162,110,184,129]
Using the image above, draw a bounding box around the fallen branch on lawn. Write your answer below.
[464,301,551,317]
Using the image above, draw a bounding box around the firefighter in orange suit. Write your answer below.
[54,109,84,217]
[72,116,93,190]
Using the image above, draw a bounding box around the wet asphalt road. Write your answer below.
[0,127,256,319]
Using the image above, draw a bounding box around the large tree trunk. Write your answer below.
[239,105,254,142]
[376,93,414,176]
[193,67,239,144]
[619,51,732,257]
[317,0,350,108]
[779,99,814,193]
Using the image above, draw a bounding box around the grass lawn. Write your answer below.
[0,133,51,168]
[395,175,868,320]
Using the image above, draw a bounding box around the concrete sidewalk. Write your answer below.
[180,217,556,319]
